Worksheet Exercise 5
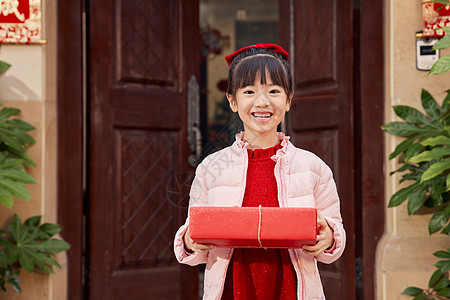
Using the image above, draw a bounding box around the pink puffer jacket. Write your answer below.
[174,133,345,300]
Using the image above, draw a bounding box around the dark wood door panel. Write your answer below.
[113,130,180,269]
[289,97,339,131]
[285,0,355,298]
[290,129,339,176]
[111,267,192,300]
[116,0,180,88]
[293,0,338,89]
[88,0,199,299]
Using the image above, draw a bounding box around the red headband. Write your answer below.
[225,43,289,66]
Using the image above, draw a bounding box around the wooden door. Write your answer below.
[281,0,356,298]
[88,0,199,299]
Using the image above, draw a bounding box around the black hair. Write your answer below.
[226,47,293,98]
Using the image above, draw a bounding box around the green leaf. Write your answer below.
[393,105,435,126]
[421,89,441,120]
[0,127,34,150]
[442,222,450,235]
[9,214,22,241]
[434,277,450,290]
[412,293,426,300]
[381,122,434,137]
[4,214,70,274]
[0,169,35,184]
[390,163,420,175]
[24,216,41,228]
[433,35,450,50]
[4,119,35,131]
[407,186,427,215]
[438,26,450,35]
[434,250,450,258]
[32,239,70,254]
[39,223,62,237]
[0,251,7,267]
[409,147,450,163]
[405,142,428,162]
[429,269,443,287]
[389,138,415,160]
[441,89,450,116]
[429,204,450,234]
[430,54,450,75]
[0,188,13,208]
[6,244,19,265]
[437,287,450,297]
[445,174,450,192]
[388,183,420,207]
[421,136,450,147]
[0,61,11,73]
[421,158,450,182]
[18,248,34,272]
[429,177,446,203]
[9,279,21,293]
[0,107,20,121]
[0,107,36,165]
[0,178,30,201]
[402,286,423,296]
[0,150,36,208]
[435,259,450,274]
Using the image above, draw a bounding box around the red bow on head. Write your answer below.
[225,43,289,66]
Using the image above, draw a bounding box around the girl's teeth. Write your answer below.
[253,113,272,118]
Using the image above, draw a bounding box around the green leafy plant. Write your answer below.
[0,101,70,292]
[0,106,36,208]
[382,90,450,299]
[382,89,450,233]
[0,215,70,292]
[382,7,450,297]
[402,249,450,299]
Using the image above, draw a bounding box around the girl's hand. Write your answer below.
[302,213,334,257]
[184,228,214,253]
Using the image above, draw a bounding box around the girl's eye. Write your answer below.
[269,89,281,94]
[243,90,255,94]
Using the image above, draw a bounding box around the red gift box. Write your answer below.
[189,206,317,248]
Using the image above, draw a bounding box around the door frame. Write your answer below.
[357,2,385,299]
[57,0,84,299]
[57,1,384,299]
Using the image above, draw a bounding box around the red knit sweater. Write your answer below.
[222,143,297,300]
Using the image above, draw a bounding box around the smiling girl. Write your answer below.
[174,44,345,300]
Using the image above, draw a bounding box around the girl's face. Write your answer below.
[227,73,291,142]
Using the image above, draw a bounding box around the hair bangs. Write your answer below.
[229,55,292,96]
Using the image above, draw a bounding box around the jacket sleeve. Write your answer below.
[313,162,346,264]
[173,164,210,266]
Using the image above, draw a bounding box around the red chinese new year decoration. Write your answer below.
[423,0,450,37]
[0,0,41,44]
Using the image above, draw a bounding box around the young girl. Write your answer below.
[174,44,345,300]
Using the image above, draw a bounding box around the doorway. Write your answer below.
[57,0,385,299]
